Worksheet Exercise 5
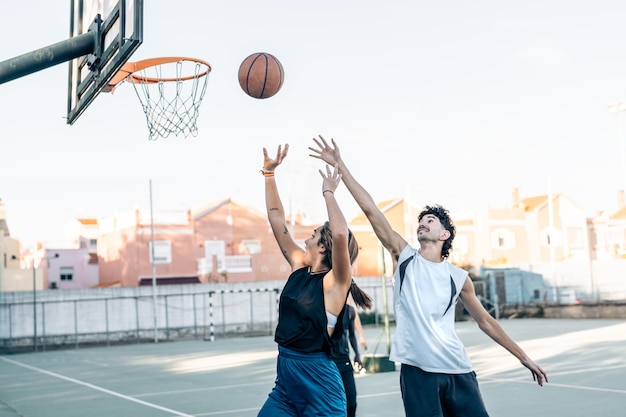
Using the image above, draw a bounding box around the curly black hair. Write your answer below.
[418,205,455,259]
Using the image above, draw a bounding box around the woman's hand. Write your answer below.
[319,164,341,195]
[263,144,289,172]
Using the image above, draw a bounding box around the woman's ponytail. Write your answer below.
[350,280,373,310]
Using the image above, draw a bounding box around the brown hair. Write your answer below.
[319,222,373,310]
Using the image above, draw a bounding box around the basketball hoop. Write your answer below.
[106,57,211,140]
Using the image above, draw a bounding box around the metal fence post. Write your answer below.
[193,294,198,338]
[221,291,226,337]
[165,295,169,341]
[135,297,140,343]
[74,300,79,349]
[249,290,254,333]
[105,299,110,347]
[208,291,215,342]
[41,303,46,352]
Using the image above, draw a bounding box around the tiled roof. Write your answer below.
[520,195,548,212]
[193,198,270,222]
[486,207,526,219]
[76,218,98,225]
[350,198,403,223]
[455,218,474,226]
[193,198,232,219]
[610,206,626,220]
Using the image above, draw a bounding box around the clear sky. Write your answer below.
[2,0,626,249]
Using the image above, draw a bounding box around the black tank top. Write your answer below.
[275,267,346,354]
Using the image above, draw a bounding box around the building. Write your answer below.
[0,199,23,292]
[453,188,591,268]
[96,198,313,287]
[44,218,99,290]
[2,189,626,299]
[349,198,421,277]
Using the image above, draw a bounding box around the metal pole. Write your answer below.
[209,291,215,342]
[548,178,557,301]
[149,179,158,343]
[380,244,391,355]
[0,31,96,85]
[608,102,626,193]
[618,114,626,188]
[32,262,37,352]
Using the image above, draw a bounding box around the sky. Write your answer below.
[2,0,626,249]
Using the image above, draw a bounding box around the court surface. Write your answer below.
[1,318,625,417]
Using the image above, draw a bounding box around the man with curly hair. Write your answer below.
[310,136,548,417]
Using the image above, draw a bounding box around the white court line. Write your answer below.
[481,376,626,395]
[195,407,259,416]
[0,357,195,417]
[348,377,626,400]
[133,381,269,398]
[192,391,404,416]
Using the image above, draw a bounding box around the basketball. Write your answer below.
[238,52,284,99]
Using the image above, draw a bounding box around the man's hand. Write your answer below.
[353,355,363,372]
[309,135,341,166]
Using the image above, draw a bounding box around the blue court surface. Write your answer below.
[1,319,625,417]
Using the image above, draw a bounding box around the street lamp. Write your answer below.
[608,101,626,191]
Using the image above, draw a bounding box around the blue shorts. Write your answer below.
[400,364,489,417]
[258,346,347,417]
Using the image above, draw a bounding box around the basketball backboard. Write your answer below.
[67,0,143,124]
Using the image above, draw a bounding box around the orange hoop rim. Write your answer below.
[106,57,212,89]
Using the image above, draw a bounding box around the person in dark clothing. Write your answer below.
[330,302,368,417]
[257,144,372,417]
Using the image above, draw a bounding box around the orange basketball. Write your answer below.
[238,52,284,99]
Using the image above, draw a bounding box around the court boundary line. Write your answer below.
[196,407,260,416]
[0,357,195,417]
[481,376,626,394]
[133,381,269,398]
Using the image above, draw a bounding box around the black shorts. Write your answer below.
[400,363,489,417]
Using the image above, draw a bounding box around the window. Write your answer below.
[540,228,562,247]
[149,240,172,264]
[60,267,74,281]
[240,240,261,254]
[490,228,515,249]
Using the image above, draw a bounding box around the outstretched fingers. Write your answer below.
[264,144,289,170]
[276,143,289,162]
[309,135,340,166]
[319,164,341,192]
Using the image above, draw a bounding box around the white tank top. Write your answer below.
[390,245,473,374]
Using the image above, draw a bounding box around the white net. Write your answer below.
[128,58,210,140]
